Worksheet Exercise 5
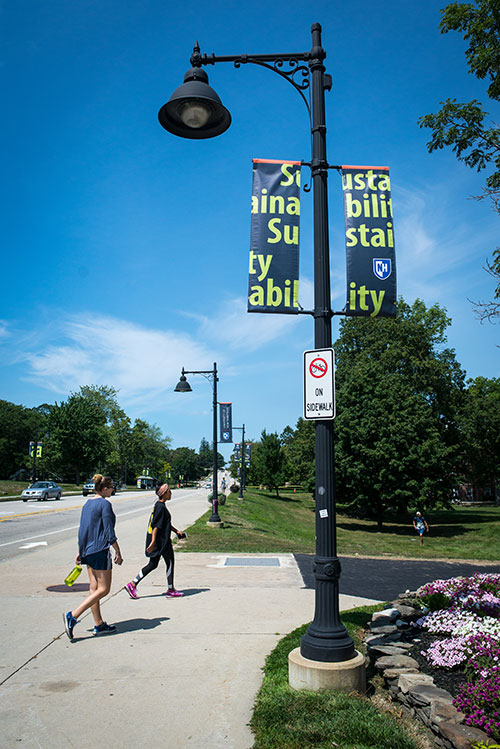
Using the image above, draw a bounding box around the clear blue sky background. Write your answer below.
[1,0,498,461]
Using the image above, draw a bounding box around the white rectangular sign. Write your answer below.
[303,348,335,420]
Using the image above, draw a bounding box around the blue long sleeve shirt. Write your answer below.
[78,496,117,557]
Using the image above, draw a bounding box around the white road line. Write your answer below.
[0,504,153,548]
[19,542,48,549]
[0,524,81,548]
[0,494,188,548]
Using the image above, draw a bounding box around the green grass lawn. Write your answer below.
[250,605,423,749]
[178,488,500,561]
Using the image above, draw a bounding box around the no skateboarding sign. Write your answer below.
[303,349,335,420]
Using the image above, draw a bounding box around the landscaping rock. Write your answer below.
[391,604,422,619]
[367,644,408,658]
[430,700,463,725]
[364,632,400,645]
[439,720,495,749]
[382,667,419,679]
[408,684,453,707]
[375,654,419,671]
[372,608,399,621]
[369,617,396,629]
[398,672,434,693]
[369,624,399,635]
[387,641,414,649]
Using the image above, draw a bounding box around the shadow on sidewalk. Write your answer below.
[135,588,211,599]
[111,616,170,633]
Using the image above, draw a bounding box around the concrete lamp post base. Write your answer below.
[206,520,224,528]
[288,648,366,693]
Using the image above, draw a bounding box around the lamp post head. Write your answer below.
[158,66,231,139]
[174,374,192,392]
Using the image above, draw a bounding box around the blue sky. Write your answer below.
[1,0,499,460]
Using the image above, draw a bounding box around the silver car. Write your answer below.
[22,481,62,502]
[82,479,117,497]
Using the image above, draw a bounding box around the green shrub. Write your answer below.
[208,492,225,504]
[420,591,452,611]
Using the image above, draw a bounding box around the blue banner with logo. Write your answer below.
[248,159,301,313]
[219,403,232,443]
[342,165,397,317]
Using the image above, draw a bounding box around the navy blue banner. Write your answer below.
[342,166,397,317]
[219,403,232,443]
[248,159,301,313]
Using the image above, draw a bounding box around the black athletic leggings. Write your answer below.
[133,541,175,587]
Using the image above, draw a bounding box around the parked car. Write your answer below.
[82,479,117,497]
[22,481,63,502]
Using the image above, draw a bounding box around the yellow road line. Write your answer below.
[0,494,147,522]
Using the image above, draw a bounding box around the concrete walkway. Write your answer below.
[0,493,379,749]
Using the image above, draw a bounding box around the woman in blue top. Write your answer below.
[63,474,123,640]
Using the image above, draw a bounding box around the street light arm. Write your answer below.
[190,45,316,119]
[182,367,218,384]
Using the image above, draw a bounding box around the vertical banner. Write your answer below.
[29,441,35,457]
[245,444,251,466]
[248,159,301,313]
[219,402,233,443]
[342,165,397,317]
[36,442,42,458]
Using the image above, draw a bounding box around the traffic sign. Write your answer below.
[303,348,335,420]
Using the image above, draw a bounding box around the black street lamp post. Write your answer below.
[174,363,221,524]
[161,24,354,663]
[233,424,246,499]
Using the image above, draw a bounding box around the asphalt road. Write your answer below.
[0,489,190,562]
[294,553,500,601]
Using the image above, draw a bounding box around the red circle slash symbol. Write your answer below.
[309,357,328,378]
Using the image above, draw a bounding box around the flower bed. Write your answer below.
[414,573,500,742]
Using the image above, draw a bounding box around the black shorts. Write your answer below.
[81,549,112,570]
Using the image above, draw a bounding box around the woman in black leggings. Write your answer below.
[124,484,185,599]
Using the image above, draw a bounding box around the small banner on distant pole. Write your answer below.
[342,165,397,317]
[219,403,233,443]
[248,159,301,313]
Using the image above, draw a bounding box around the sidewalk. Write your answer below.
[0,494,380,749]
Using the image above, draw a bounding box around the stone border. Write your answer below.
[364,595,497,749]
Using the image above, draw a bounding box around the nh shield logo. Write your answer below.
[373,258,392,280]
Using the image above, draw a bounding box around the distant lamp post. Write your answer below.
[232,424,246,499]
[174,363,222,526]
[161,24,367,691]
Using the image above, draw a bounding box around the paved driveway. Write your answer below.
[294,554,500,601]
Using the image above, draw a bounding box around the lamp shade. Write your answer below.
[158,67,231,139]
[174,374,192,392]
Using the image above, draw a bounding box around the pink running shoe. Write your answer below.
[165,589,184,598]
[124,582,139,599]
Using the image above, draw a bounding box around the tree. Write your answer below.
[129,419,171,480]
[170,447,200,482]
[281,418,315,492]
[459,376,500,500]
[418,0,500,319]
[46,390,111,483]
[198,437,213,474]
[0,400,44,479]
[250,430,286,497]
[334,299,465,528]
